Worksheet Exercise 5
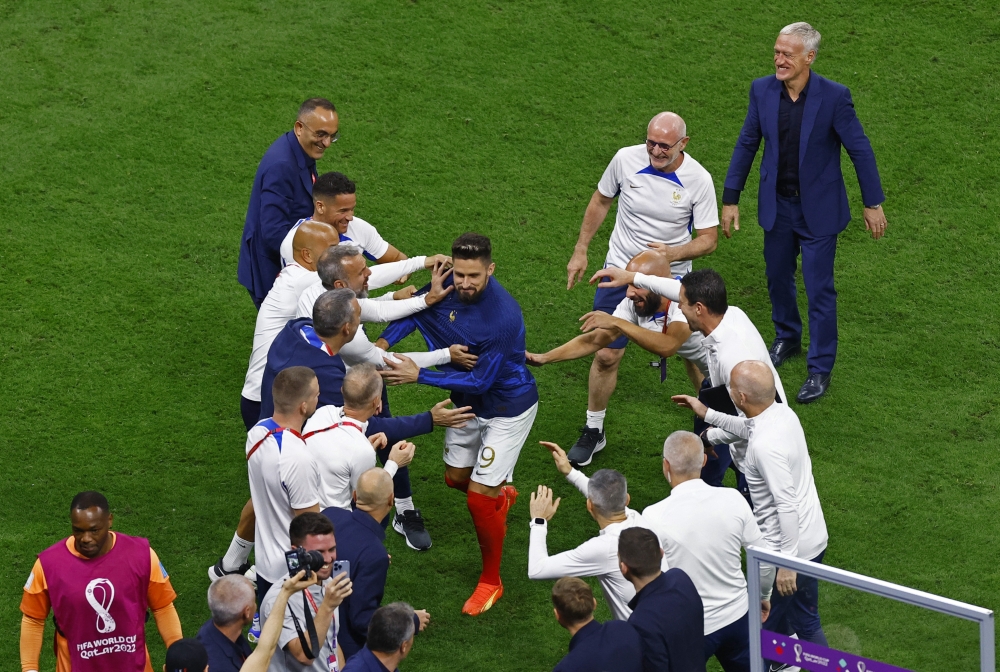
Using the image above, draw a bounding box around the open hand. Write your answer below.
[671,394,709,420]
[529,485,561,521]
[425,261,455,306]
[539,441,573,476]
[429,399,475,428]
[579,310,618,333]
[449,344,478,370]
[567,248,589,289]
[588,266,635,288]
[424,254,452,269]
[646,241,677,262]
[380,354,421,385]
[863,205,888,240]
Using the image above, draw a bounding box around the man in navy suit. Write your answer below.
[323,469,430,661]
[722,22,888,403]
[238,97,339,308]
[620,527,706,672]
[550,577,643,672]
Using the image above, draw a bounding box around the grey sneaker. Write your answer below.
[567,426,607,467]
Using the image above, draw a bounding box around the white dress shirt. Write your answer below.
[242,263,319,402]
[302,406,398,511]
[708,402,829,561]
[527,469,655,621]
[642,479,775,635]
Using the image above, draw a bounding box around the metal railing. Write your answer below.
[746,546,995,672]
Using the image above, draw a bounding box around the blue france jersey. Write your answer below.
[379,276,538,419]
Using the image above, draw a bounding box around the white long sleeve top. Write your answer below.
[709,402,829,561]
[527,469,655,621]
[295,256,429,319]
[642,479,775,635]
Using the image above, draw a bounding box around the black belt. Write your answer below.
[776,186,800,198]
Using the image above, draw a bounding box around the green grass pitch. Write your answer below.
[2,0,998,670]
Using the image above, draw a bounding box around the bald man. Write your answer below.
[240,219,340,430]
[323,469,430,660]
[529,251,710,466]
[674,360,829,651]
[564,112,720,465]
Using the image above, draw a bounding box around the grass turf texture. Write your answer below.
[2,0,998,669]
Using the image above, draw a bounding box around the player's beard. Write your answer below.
[633,291,665,317]
[457,286,484,304]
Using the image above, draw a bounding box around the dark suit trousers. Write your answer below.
[764,195,839,375]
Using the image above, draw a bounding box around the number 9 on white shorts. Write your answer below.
[443,403,538,487]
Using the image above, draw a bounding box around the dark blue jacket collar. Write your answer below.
[353,507,386,542]
[567,619,601,652]
[627,572,666,610]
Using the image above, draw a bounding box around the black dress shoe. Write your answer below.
[768,339,801,368]
[796,372,832,403]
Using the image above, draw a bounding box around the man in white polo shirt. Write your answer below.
[642,431,775,672]
[280,171,408,269]
[676,360,829,653]
[564,112,720,467]
[303,364,417,513]
[528,251,709,467]
[246,366,323,605]
[241,221,340,431]
[526,441,654,620]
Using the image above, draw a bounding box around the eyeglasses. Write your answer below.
[645,138,685,152]
[299,120,340,143]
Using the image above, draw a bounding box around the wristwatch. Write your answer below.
[865,203,882,210]
[531,517,546,527]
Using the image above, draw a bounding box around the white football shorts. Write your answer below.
[443,403,538,487]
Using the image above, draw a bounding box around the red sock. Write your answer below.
[445,474,470,493]
[467,490,508,585]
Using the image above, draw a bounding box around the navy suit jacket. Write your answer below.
[322,507,391,661]
[196,619,251,672]
[627,569,706,672]
[341,646,393,672]
[238,130,317,305]
[260,318,434,444]
[724,73,884,236]
[553,619,644,672]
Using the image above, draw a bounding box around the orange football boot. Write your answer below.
[462,581,504,616]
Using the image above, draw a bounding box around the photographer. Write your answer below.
[259,513,353,671]
[323,468,430,661]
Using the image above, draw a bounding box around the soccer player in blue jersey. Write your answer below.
[378,233,539,616]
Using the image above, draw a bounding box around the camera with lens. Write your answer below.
[284,547,326,577]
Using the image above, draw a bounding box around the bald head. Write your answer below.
[648,112,687,139]
[731,360,777,406]
[356,468,393,508]
[293,220,339,270]
[663,431,705,477]
[626,250,673,277]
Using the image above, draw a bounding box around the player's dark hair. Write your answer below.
[551,577,595,625]
[298,97,337,119]
[618,527,663,579]
[368,602,416,653]
[680,268,728,315]
[70,491,109,514]
[313,171,356,202]
[272,366,317,415]
[289,512,334,547]
[313,288,357,337]
[452,232,492,263]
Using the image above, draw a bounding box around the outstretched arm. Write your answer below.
[567,190,615,289]
[526,330,616,366]
[579,312,691,359]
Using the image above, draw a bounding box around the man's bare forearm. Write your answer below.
[574,192,614,250]
[617,320,689,358]
[662,227,718,262]
[542,331,615,363]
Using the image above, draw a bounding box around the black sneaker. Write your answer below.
[567,426,606,467]
[768,664,797,672]
[207,557,252,583]
[393,509,432,551]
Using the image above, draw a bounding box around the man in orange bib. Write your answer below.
[19,491,183,672]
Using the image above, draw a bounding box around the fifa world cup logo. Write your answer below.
[857,663,867,672]
[85,578,117,634]
[793,643,803,663]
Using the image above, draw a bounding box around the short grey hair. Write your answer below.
[317,244,363,289]
[663,431,704,476]
[313,287,357,337]
[780,22,821,54]
[367,602,416,653]
[588,469,628,517]
[342,363,383,408]
[207,575,255,626]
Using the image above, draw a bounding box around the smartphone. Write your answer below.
[331,560,350,578]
